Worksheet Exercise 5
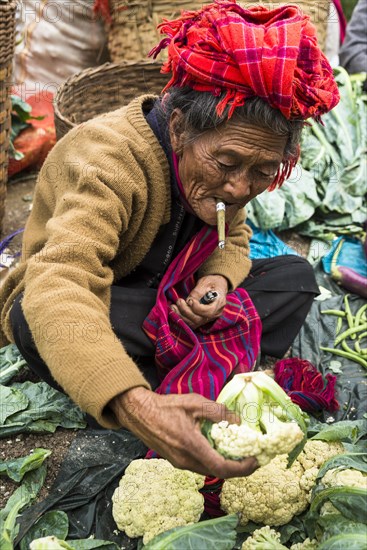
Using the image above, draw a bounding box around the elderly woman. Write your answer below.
[0,2,339,478]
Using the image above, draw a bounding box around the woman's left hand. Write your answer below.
[171,275,228,329]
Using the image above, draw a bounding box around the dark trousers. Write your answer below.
[10,255,318,394]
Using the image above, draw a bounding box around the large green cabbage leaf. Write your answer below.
[247,67,367,239]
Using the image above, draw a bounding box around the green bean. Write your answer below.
[341,340,357,355]
[355,304,367,328]
[321,310,346,317]
[336,316,343,337]
[343,294,356,339]
[358,332,367,356]
[355,340,367,355]
[334,322,367,347]
[320,346,367,368]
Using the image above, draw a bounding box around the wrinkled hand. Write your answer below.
[111,387,258,478]
[171,275,228,329]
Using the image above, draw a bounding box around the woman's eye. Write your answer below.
[257,170,276,179]
[217,161,237,171]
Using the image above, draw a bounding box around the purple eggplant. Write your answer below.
[331,265,367,299]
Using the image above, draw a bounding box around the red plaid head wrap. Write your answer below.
[149,0,340,121]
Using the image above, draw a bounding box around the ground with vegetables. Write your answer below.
[0,171,311,512]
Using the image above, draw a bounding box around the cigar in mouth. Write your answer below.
[216,199,226,249]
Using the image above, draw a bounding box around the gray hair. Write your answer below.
[156,86,304,159]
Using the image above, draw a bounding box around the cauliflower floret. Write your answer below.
[112,459,205,544]
[241,526,286,549]
[211,421,263,460]
[299,466,319,502]
[256,419,304,467]
[322,467,367,489]
[221,455,308,526]
[295,439,344,501]
[297,440,344,471]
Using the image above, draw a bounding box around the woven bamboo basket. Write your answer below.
[54,61,169,140]
[0,0,17,234]
[292,0,330,49]
[107,1,330,63]
[242,1,330,50]
[107,1,205,62]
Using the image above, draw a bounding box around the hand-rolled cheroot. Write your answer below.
[216,199,226,249]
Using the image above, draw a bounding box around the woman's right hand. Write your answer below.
[110,387,258,478]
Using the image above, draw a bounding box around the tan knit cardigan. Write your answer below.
[0,95,252,427]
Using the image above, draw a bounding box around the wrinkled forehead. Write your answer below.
[199,120,287,162]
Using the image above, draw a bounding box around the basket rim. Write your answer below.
[53,60,164,129]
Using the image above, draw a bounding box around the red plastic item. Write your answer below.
[8,91,56,178]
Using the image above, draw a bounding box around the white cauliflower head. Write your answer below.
[297,440,344,471]
[210,416,304,467]
[295,439,345,502]
[112,458,205,544]
[220,455,309,526]
[206,373,307,466]
[322,467,367,489]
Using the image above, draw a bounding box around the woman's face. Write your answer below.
[169,111,288,225]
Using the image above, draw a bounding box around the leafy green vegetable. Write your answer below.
[0,381,86,437]
[318,532,367,549]
[0,385,29,423]
[308,418,367,443]
[30,537,73,549]
[143,514,239,550]
[0,345,27,385]
[343,441,367,453]
[311,486,366,523]
[9,95,44,160]
[247,67,367,239]
[19,511,69,550]
[0,448,51,482]
[29,537,119,550]
[317,514,367,540]
[317,453,367,479]
[19,511,119,550]
[65,541,119,550]
[0,465,47,550]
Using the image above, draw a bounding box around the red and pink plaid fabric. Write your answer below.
[150,0,340,121]
[143,225,262,400]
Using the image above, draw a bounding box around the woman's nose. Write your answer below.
[223,172,251,201]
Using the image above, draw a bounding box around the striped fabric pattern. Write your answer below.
[150,1,340,121]
[143,225,262,400]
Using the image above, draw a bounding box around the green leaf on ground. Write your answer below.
[0,448,51,482]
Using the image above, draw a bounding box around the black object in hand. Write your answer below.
[199,291,219,305]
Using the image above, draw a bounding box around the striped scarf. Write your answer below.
[143,225,261,399]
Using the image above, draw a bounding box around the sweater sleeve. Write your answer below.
[21,123,154,429]
[197,207,252,290]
